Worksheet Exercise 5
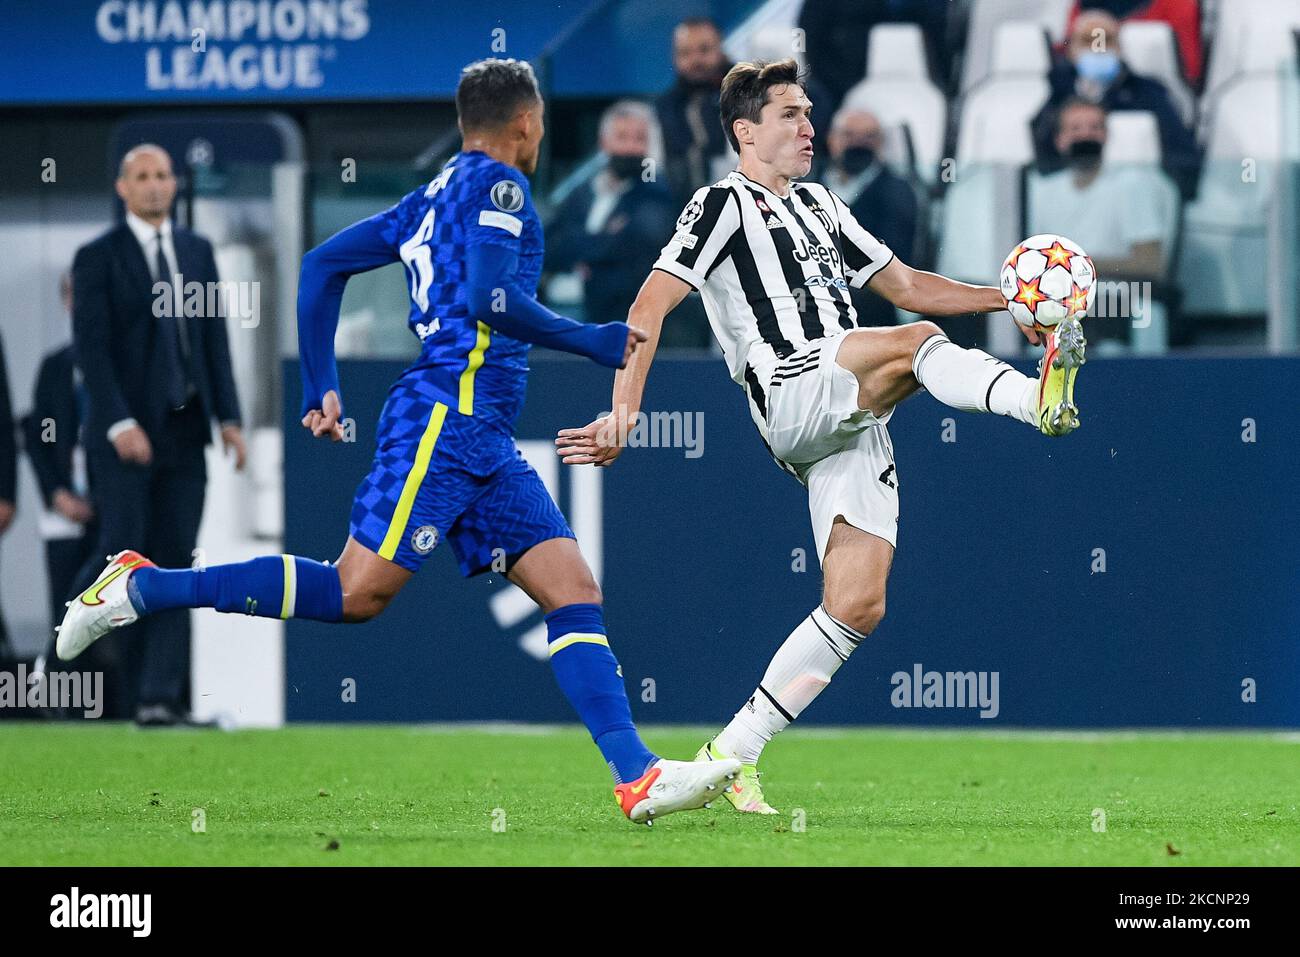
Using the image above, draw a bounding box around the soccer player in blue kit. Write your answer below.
[56,58,739,825]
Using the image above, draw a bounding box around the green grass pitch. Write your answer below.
[1,724,1296,866]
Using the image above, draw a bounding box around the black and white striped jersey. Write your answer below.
[653,169,895,391]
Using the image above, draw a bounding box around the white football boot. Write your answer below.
[55,550,155,661]
[613,757,742,826]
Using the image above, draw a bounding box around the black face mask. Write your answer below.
[1067,138,1104,166]
[607,154,646,180]
[839,145,877,175]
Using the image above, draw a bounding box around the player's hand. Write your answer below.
[555,413,625,467]
[220,424,248,470]
[52,489,94,524]
[1018,324,1043,347]
[301,390,345,442]
[112,425,153,466]
[622,325,648,368]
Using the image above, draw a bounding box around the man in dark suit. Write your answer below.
[823,108,919,328]
[25,276,98,642]
[68,143,245,726]
[655,17,734,210]
[0,330,15,659]
[545,102,694,343]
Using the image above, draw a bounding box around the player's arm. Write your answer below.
[554,269,691,467]
[297,211,402,440]
[464,243,642,368]
[828,188,1039,345]
[557,185,736,467]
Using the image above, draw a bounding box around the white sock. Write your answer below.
[912,334,1037,426]
[714,605,865,764]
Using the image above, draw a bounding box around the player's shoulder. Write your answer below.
[458,153,532,212]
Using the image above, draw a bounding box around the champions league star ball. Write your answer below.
[1000,234,1096,333]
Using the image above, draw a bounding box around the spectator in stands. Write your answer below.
[1029,97,1174,350]
[547,101,684,337]
[655,17,734,208]
[824,108,918,327]
[798,0,955,111]
[1063,0,1202,87]
[68,143,245,727]
[0,330,15,659]
[1032,9,1198,195]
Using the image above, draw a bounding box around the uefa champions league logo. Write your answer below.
[489,441,603,660]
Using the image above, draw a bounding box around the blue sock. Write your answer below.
[545,603,657,784]
[129,555,343,622]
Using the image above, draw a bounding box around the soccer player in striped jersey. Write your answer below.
[55,58,738,825]
[557,59,1086,814]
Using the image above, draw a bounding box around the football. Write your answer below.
[1000,234,1096,332]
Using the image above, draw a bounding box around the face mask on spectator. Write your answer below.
[839,146,878,176]
[607,154,647,180]
[1075,50,1121,90]
[1067,138,1105,167]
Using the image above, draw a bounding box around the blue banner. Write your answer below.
[283,355,1300,728]
[1,0,598,103]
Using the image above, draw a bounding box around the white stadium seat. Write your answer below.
[960,0,1072,94]
[745,23,808,71]
[866,22,929,80]
[841,24,947,184]
[956,22,1052,165]
[1119,21,1196,127]
[1104,110,1163,166]
[1203,0,1300,96]
[1178,72,1290,315]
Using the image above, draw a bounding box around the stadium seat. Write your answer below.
[865,22,929,80]
[960,0,1073,94]
[1104,111,1163,166]
[956,22,1051,166]
[1119,21,1196,127]
[841,24,947,184]
[1178,72,1289,315]
[1202,0,1300,96]
[745,23,808,71]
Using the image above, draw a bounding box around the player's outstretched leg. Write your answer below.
[508,538,739,825]
[835,320,1086,436]
[55,537,409,662]
[699,521,890,814]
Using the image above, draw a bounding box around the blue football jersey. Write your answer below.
[382,150,543,431]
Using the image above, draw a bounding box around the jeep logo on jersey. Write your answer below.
[490,180,525,213]
[411,525,439,554]
[793,239,841,269]
[676,199,704,230]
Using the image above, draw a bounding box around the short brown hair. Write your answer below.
[719,58,804,154]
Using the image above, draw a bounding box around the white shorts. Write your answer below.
[762,331,899,561]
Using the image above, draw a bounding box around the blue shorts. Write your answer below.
[349,381,573,575]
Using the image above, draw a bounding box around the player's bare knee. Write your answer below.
[824,591,886,636]
[340,589,392,623]
[906,321,944,357]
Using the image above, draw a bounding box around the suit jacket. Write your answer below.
[71,222,241,451]
[22,345,82,508]
[0,332,15,504]
[844,167,919,328]
[546,177,678,325]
